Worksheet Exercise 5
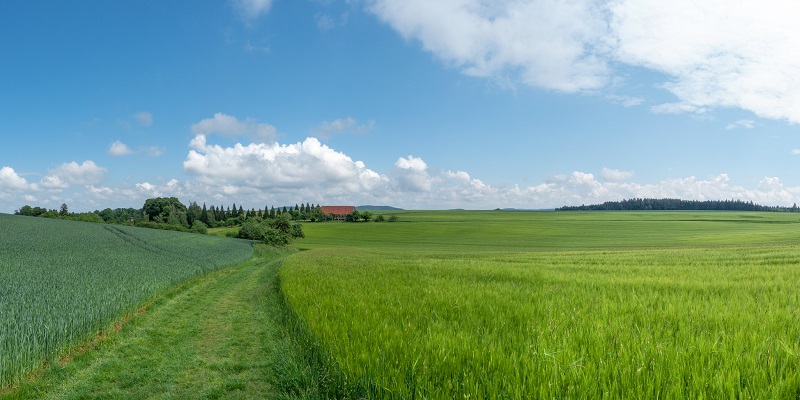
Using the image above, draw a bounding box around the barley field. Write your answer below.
[0,214,253,387]
[282,211,800,398]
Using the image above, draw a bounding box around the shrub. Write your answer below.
[237,215,304,246]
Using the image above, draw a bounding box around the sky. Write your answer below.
[2,0,800,212]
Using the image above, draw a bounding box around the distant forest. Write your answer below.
[556,198,800,212]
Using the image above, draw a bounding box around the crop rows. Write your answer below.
[0,214,253,387]
[283,212,800,398]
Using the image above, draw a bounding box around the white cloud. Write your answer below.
[726,120,756,130]
[0,166,32,191]
[133,112,153,127]
[366,0,800,123]
[45,161,107,186]
[367,0,612,93]
[191,113,277,141]
[109,140,133,156]
[601,167,634,182]
[791,149,800,155]
[183,134,387,194]
[233,0,272,21]
[611,0,800,122]
[39,175,69,190]
[393,155,432,192]
[6,150,800,212]
[311,117,374,138]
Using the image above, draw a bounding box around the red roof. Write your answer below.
[321,206,355,215]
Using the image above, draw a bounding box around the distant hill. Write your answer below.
[356,205,404,211]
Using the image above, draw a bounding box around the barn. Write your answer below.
[321,206,355,221]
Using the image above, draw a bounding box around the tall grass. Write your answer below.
[282,211,800,397]
[0,214,253,388]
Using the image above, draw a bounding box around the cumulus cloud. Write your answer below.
[133,111,153,127]
[39,175,69,190]
[0,166,32,191]
[233,0,272,22]
[183,134,387,194]
[601,167,634,182]
[5,151,800,212]
[191,113,277,142]
[44,161,107,186]
[109,140,133,156]
[311,117,374,138]
[393,155,432,192]
[366,0,800,123]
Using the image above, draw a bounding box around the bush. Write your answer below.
[237,216,304,246]
[374,214,385,222]
[388,215,399,222]
[190,220,208,234]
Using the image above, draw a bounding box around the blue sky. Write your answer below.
[2,0,799,212]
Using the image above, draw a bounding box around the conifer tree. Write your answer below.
[201,203,209,225]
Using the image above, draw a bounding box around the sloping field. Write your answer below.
[0,214,253,387]
[282,211,800,398]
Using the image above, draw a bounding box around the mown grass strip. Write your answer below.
[2,245,320,400]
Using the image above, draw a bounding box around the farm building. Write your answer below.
[321,206,355,220]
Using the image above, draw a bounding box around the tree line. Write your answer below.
[556,198,800,212]
[14,198,406,247]
[15,199,331,230]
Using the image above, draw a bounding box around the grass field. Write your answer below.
[0,214,254,389]
[2,245,319,400]
[281,211,800,398]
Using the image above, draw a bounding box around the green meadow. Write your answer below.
[5,210,800,398]
[281,211,800,398]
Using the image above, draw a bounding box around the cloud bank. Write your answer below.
[365,0,800,123]
[4,114,800,213]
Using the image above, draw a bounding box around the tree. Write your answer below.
[360,210,373,222]
[143,197,187,223]
[346,210,361,222]
[187,202,202,226]
[201,203,209,225]
[59,203,69,216]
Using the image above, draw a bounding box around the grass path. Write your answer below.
[2,245,316,399]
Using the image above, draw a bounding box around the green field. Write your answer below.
[0,214,254,388]
[6,210,800,398]
[281,211,800,398]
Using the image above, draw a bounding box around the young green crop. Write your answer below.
[282,211,800,398]
[0,214,253,388]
